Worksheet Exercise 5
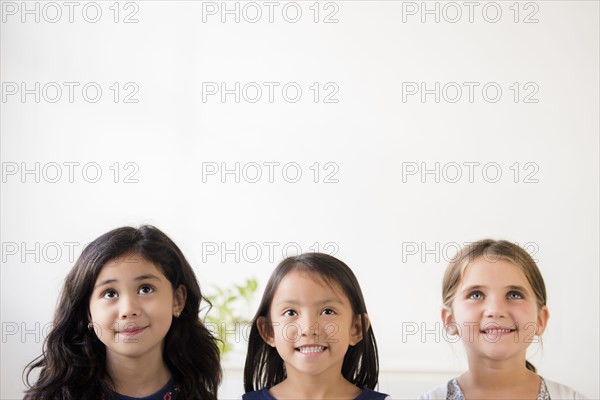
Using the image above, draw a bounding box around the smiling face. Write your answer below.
[88,253,186,361]
[258,269,365,380]
[442,256,549,365]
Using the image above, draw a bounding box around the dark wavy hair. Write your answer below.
[243,252,379,392]
[23,225,222,400]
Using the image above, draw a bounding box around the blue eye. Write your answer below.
[102,289,118,299]
[138,285,154,295]
[321,308,336,315]
[283,309,297,317]
[507,291,523,300]
[469,291,484,300]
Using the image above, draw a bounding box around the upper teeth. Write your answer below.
[298,346,325,353]
[484,329,512,334]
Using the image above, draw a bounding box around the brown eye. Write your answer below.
[283,309,297,317]
[103,289,118,299]
[138,285,154,295]
[321,308,336,315]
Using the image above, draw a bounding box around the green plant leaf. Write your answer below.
[203,277,259,355]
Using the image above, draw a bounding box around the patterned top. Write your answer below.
[100,379,178,400]
[243,387,389,400]
[446,378,550,400]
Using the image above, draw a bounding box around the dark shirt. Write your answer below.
[243,387,388,400]
[100,379,177,400]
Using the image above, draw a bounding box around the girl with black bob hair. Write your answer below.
[243,252,388,399]
[23,225,221,399]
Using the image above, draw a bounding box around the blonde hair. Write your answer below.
[442,239,547,372]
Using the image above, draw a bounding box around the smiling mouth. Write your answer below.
[296,345,327,354]
[118,327,147,336]
[481,328,516,335]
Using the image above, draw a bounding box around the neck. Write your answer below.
[275,370,360,400]
[462,354,536,390]
[105,350,171,397]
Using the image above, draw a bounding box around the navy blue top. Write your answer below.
[101,379,177,400]
[243,387,388,400]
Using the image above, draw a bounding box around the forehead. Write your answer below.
[271,269,349,306]
[461,256,530,288]
[95,254,166,282]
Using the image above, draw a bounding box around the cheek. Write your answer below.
[516,303,540,320]
[451,303,475,322]
[88,300,107,321]
[149,299,174,320]
[277,323,301,344]
[324,321,344,342]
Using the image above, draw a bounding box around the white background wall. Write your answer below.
[1,1,598,399]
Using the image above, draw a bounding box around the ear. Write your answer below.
[442,306,458,336]
[535,305,549,336]
[172,285,187,316]
[257,316,276,347]
[349,313,370,346]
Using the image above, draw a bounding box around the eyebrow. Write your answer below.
[462,285,530,294]
[94,274,161,290]
[274,298,345,307]
[506,285,530,293]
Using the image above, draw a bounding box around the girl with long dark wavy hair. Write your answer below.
[243,252,388,399]
[23,225,221,400]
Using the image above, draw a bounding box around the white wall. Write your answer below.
[1,1,598,399]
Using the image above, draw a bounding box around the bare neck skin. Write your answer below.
[105,349,171,397]
[270,371,361,400]
[458,356,541,400]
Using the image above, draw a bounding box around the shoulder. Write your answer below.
[242,388,276,400]
[355,388,390,400]
[541,377,588,399]
[418,379,455,400]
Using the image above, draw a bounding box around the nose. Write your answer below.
[484,295,506,318]
[300,314,319,337]
[119,294,141,319]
